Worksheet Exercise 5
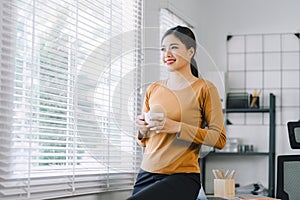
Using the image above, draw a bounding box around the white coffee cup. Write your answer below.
[144,112,164,128]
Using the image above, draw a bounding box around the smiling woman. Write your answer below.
[127,26,226,200]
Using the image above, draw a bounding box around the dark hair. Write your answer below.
[161,26,199,78]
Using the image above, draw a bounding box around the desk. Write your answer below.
[206,195,239,199]
[206,195,280,200]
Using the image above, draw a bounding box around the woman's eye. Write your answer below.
[160,47,166,51]
[171,46,178,49]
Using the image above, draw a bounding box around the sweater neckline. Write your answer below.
[162,78,200,92]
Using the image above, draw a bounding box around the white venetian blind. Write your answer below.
[159,8,192,80]
[0,0,143,199]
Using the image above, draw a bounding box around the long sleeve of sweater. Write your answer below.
[177,83,226,149]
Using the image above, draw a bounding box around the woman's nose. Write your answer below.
[164,48,172,57]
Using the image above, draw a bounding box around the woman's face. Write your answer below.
[161,34,194,73]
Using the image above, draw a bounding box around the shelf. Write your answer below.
[207,152,270,156]
[201,93,276,197]
[224,107,270,113]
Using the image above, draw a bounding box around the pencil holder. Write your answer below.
[214,179,235,197]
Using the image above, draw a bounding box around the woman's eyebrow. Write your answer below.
[161,43,180,47]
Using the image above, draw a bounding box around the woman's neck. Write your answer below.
[167,71,198,90]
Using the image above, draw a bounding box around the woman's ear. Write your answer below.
[188,47,195,58]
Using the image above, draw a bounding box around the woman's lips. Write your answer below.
[164,58,176,65]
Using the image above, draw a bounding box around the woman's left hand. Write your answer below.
[146,116,181,134]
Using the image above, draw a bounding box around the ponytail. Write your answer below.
[190,57,199,78]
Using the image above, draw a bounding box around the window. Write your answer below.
[159,8,192,80]
[0,0,143,199]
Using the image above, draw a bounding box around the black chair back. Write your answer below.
[276,121,300,200]
[287,120,300,149]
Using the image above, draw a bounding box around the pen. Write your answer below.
[228,170,236,179]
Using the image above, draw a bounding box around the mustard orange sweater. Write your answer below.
[137,78,226,174]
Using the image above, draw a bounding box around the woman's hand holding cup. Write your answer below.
[144,112,165,133]
[138,112,181,135]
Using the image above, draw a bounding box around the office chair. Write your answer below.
[276,120,300,200]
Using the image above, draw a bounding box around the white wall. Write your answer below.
[196,0,300,71]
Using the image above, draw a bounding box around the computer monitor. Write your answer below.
[287,121,300,149]
[276,155,300,200]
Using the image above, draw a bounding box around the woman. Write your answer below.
[127,26,226,200]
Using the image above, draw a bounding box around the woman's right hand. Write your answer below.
[136,114,148,137]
